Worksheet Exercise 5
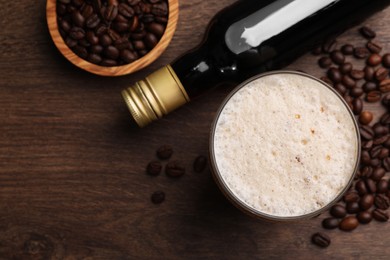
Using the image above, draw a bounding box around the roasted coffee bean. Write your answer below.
[86,31,99,45]
[115,14,128,23]
[360,26,376,39]
[156,145,173,159]
[356,180,368,195]
[320,76,332,85]
[372,167,386,181]
[57,3,67,15]
[59,0,71,3]
[99,34,112,46]
[375,67,389,81]
[328,68,342,83]
[165,161,185,178]
[344,191,360,203]
[147,161,162,176]
[343,95,353,110]
[360,125,375,140]
[69,27,85,40]
[87,53,102,64]
[81,4,94,19]
[373,209,389,222]
[350,87,364,98]
[379,79,390,93]
[312,232,331,248]
[370,158,381,167]
[339,216,359,231]
[350,69,365,80]
[330,50,345,65]
[72,10,85,27]
[104,46,120,59]
[100,59,117,66]
[129,15,139,32]
[72,0,84,6]
[357,211,373,224]
[151,191,165,204]
[334,83,347,95]
[113,22,130,32]
[90,44,103,53]
[73,45,88,59]
[360,166,373,179]
[382,53,390,68]
[147,22,165,37]
[359,194,374,210]
[339,62,353,74]
[359,111,373,125]
[193,156,207,173]
[151,2,168,16]
[79,39,90,47]
[131,31,146,40]
[104,4,119,21]
[341,44,354,55]
[367,53,382,66]
[144,33,158,49]
[370,145,382,158]
[142,14,155,23]
[367,41,383,54]
[330,204,347,218]
[382,95,390,109]
[366,91,382,103]
[374,125,389,137]
[119,3,135,17]
[322,218,339,229]
[65,37,78,48]
[365,178,377,193]
[120,49,137,63]
[354,47,370,59]
[381,114,390,125]
[128,0,142,5]
[346,201,360,214]
[133,40,145,50]
[362,140,374,150]
[59,19,71,32]
[362,82,377,93]
[384,138,390,149]
[352,98,363,115]
[375,194,390,209]
[374,135,389,145]
[364,66,375,81]
[322,38,337,53]
[318,57,332,68]
[377,179,389,193]
[342,75,356,89]
[361,150,371,165]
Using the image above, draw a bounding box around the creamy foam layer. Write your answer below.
[213,73,359,217]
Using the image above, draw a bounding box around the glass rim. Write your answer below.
[209,70,361,221]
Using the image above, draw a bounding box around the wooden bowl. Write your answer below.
[46,0,179,76]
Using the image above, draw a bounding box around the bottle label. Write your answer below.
[226,0,338,54]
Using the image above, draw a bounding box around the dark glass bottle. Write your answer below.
[122,0,390,127]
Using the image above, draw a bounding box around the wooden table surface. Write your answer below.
[1,0,390,259]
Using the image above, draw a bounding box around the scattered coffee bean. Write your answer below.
[367,53,382,66]
[367,41,383,54]
[330,204,347,218]
[364,66,375,81]
[342,75,356,89]
[156,145,173,160]
[346,201,360,214]
[360,125,375,140]
[328,68,342,83]
[340,62,353,74]
[147,161,162,176]
[374,124,389,137]
[165,161,185,177]
[365,178,377,193]
[371,167,386,181]
[379,79,390,93]
[375,67,389,81]
[339,216,359,231]
[359,194,374,210]
[330,50,345,65]
[374,135,389,145]
[355,179,368,195]
[375,194,390,210]
[193,155,207,173]
[350,87,364,98]
[382,95,390,108]
[322,218,339,229]
[372,209,389,222]
[350,69,365,80]
[360,26,376,39]
[360,166,373,179]
[377,179,389,193]
[341,44,354,55]
[362,82,377,93]
[318,57,332,68]
[343,191,360,203]
[312,232,331,248]
[354,47,370,59]
[359,111,373,125]
[352,98,363,115]
[362,140,374,150]
[334,83,347,95]
[366,91,382,103]
[151,191,165,204]
[382,53,390,68]
[383,157,390,171]
[357,211,373,224]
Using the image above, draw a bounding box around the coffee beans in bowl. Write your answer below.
[46,0,178,76]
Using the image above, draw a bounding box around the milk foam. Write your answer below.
[213,73,358,217]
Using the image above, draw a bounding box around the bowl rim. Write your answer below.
[208,70,361,221]
[46,0,179,76]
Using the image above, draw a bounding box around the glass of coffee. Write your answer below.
[209,71,361,221]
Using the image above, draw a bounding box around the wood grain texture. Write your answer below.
[46,0,179,76]
[1,0,390,259]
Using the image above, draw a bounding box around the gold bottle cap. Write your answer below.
[121,65,190,128]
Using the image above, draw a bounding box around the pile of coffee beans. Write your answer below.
[311,26,390,248]
[146,145,208,204]
[56,0,168,66]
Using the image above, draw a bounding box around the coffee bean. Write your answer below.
[90,44,103,54]
[339,62,353,74]
[384,138,390,149]
[312,232,331,248]
[371,167,386,181]
[350,87,364,98]
[367,53,382,66]
[350,69,365,80]
[65,37,78,48]
[193,156,207,173]
[330,50,345,65]
[322,38,337,53]
[373,209,389,221]
[382,53,390,68]
[133,40,146,50]
[86,31,99,45]
[377,179,389,193]
[362,82,377,93]
[147,161,162,176]
[99,34,112,46]
[359,194,374,210]
[382,95,390,108]
[119,3,135,17]
[379,79,390,93]
[343,94,354,110]
[370,158,381,167]
[320,76,332,85]
[360,26,376,39]
[165,161,185,178]
[359,111,373,125]
[322,218,339,229]
[364,66,375,81]
[339,216,359,231]
[360,166,373,179]
[346,201,360,214]
[72,10,85,27]
[59,19,71,32]
[370,145,382,158]
[69,27,85,40]
[367,41,383,54]
[375,194,390,209]
[104,4,119,21]
[357,211,373,224]
[100,59,117,66]
[352,98,363,115]
[360,125,375,140]
[156,145,173,159]
[344,191,360,203]
[361,150,371,166]
[341,44,354,55]
[81,4,94,19]
[342,75,356,89]
[147,22,165,37]
[151,191,165,204]
[362,140,374,150]
[152,2,168,16]
[129,16,140,32]
[334,83,347,95]
[374,125,389,137]
[144,33,158,49]
[120,49,137,63]
[330,204,347,218]
[328,68,342,83]
[87,53,102,64]
[365,178,377,193]
[374,135,389,146]
[366,91,382,103]
[354,47,370,59]
[318,57,332,68]
[375,67,389,81]
[355,179,368,195]
[113,22,130,32]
